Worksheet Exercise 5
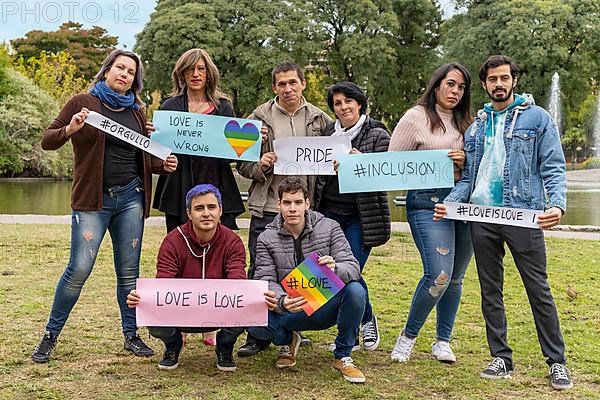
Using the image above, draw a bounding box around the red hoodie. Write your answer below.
[156,220,246,280]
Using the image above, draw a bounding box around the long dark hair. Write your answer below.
[416,63,473,134]
[91,49,144,106]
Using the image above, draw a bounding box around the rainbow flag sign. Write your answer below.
[281,252,345,316]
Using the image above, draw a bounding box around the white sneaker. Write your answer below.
[390,332,415,362]
[431,341,456,363]
[361,315,380,351]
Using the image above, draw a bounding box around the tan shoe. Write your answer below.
[333,356,366,383]
[275,331,301,369]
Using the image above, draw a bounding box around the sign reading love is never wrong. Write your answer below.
[152,111,262,161]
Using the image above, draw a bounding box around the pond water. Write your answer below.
[1,177,598,226]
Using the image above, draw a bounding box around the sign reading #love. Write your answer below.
[152,110,262,162]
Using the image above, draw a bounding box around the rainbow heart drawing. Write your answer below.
[224,120,260,157]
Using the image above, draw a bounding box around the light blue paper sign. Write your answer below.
[337,150,454,193]
[152,110,262,162]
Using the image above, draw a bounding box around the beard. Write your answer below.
[486,86,514,103]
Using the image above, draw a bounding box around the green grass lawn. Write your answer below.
[0,225,599,399]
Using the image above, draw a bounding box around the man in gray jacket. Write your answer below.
[248,177,367,383]
[237,61,332,355]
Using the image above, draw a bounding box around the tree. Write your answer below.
[11,22,118,80]
[135,0,317,116]
[14,51,87,104]
[442,0,600,132]
[306,0,443,124]
[562,127,587,166]
[0,68,71,177]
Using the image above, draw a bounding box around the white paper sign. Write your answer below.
[85,111,172,160]
[273,136,352,175]
[444,202,543,229]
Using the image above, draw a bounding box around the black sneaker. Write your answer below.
[158,348,180,370]
[124,335,154,357]
[237,335,270,357]
[480,357,513,379]
[32,331,57,363]
[216,352,237,372]
[361,315,380,351]
[549,363,573,390]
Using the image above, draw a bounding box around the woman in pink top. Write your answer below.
[388,63,474,364]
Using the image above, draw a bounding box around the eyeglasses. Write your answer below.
[186,66,207,75]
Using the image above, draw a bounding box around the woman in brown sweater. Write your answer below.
[388,63,474,364]
[32,50,177,363]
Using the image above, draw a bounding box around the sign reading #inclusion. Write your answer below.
[152,110,262,162]
[337,149,454,193]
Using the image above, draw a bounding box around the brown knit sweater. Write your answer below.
[41,93,166,217]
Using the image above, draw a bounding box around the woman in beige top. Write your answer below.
[388,63,474,364]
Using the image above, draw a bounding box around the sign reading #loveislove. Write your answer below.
[337,149,455,193]
[151,110,262,162]
[281,252,345,316]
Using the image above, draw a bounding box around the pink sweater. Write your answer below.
[389,105,465,180]
[389,105,464,151]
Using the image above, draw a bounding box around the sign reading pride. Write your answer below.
[337,149,454,193]
[444,202,543,229]
[85,111,172,160]
[281,252,345,316]
[135,278,268,327]
[152,110,262,161]
[273,136,352,175]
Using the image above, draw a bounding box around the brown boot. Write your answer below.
[275,331,301,369]
[333,356,366,383]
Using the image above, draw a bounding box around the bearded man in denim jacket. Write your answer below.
[434,55,572,390]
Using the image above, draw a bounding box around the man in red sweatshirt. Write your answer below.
[127,184,246,371]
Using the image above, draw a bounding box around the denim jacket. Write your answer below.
[445,94,567,211]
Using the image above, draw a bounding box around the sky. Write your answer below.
[0,1,157,49]
[0,0,456,50]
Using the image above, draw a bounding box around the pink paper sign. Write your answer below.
[135,278,268,327]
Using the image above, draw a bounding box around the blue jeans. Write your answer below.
[45,177,145,338]
[404,191,473,341]
[148,326,244,355]
[249,282,365,359]
[320,210,373,325]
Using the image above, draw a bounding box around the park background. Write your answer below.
[0,0,599,399]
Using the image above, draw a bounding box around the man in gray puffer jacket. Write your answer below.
[249,177,367,384]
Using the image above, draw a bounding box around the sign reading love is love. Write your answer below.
[280,252,345,316]
[135,278,268,327]
[152,111,262,161]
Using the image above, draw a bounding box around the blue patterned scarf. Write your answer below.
[90,80,139,110]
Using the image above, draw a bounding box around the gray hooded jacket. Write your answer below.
[253,210,361,313]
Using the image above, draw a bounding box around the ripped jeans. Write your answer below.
[45,177,145,338]
[403,189,473,342]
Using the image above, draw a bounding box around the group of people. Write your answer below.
[31,47,572,390]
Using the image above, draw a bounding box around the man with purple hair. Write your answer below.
[127,184,246,371]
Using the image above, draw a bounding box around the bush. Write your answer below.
[0,68,72,177]
[580,156,600,170]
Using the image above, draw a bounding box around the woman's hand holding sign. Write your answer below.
[66,107,89,137]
